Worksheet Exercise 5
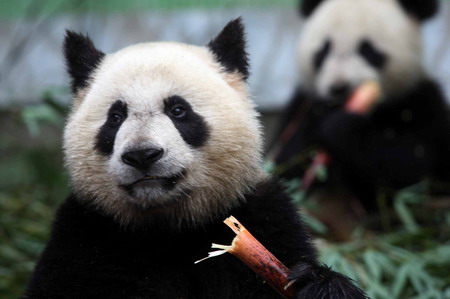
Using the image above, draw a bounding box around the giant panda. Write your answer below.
[23,19,367,298]
[273,0,450,211]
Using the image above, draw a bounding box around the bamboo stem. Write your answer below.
[195,216,295,298]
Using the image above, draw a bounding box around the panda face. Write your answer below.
[298,0,424,101]
[63,21,265,227]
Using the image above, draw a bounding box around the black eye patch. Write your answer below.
[313,38,332,71]
[95,100,128,155]
[358,39,388,69]
[164,96,210,148]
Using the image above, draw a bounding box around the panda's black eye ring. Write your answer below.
[110,113,123,124]
[170,105,186,118]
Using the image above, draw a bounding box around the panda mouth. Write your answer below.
[141,175,166,181]
[135,173,182,185]
[122,170,186,190]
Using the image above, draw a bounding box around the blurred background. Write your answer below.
[0,0,449,298]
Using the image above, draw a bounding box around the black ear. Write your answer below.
[63,30,105,93]
[300,0,326,17]
[207,18,249,80]
[397,0,438,21]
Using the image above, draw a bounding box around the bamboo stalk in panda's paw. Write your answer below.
[195,216,295,298]
[345,81,382,113]
[301,81,381,191]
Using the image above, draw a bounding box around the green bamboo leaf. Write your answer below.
[408,264,428,294]
[336,257,358,281]
[363,250,382,280]
[263,160,276,173]
[20,104,63,137]
[365,279,393,299]
[391,264,409,298]
[321,251,341,269]
[394,193,419,233]
[315,164,328,182]
[301,213,328,234]
[373,251,397,275]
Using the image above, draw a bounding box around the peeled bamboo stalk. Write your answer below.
[195,216,295,298]
[345,81,381,113]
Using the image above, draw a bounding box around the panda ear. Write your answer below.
[63,30,105,93]
[207,18,249,81]
[397,0,438,21]
[300,0,326,17]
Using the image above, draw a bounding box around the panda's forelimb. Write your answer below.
[288,262,369,299]
[301,81,381,191]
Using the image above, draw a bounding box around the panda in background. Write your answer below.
[23,19,367,298]
[273,0,450,211]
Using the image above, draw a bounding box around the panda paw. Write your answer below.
[289,263,368,299]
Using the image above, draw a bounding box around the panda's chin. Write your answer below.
[131,176,180,190]
[120,185,179,209]
[119,171,186,208]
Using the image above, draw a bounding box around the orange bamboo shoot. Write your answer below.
[195,216,295,298]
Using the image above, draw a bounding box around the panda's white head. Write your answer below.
[63,19,265,227]
[297,0,438,101]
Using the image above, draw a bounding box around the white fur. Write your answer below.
[64,42,266,227]
[298,0,424,99]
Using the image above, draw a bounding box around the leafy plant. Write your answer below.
[282,176,450,299]
[0,99,68,298]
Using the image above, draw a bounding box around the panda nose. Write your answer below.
[121,148,164,171]
[329,83,351,100]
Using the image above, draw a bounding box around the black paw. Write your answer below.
[289,263,368,299]
[318,111,363,146]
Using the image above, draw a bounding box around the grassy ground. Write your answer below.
[0,100,449,298]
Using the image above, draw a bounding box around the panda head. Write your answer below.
[63,19,265,227]
[297,0,438,102]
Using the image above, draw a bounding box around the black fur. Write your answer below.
[64,31,105,93]
[313,38,332,71]
[358,39,388,70]
[273,79,450,205]
[23,179,366,298]
[207,18,249,80]
[300,0,438,21]
[164,95,210,148]
[299,0,326,17]
[397,0,438,21]
[95,100,128,155]
[289,264,367,298]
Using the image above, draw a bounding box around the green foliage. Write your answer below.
[320,235,450,299]
[281,177,450,299]
[393,183,429,234]
[0,100,67,298]
[21,96,66,137]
